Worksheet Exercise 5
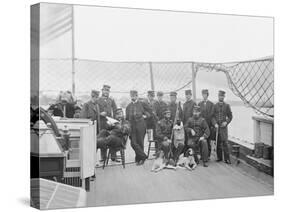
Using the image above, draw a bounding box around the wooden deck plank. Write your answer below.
[87,160,273,207]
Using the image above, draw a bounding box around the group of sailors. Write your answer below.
[47,84,233,168]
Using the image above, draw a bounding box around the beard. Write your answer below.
[194,114,199,119]
[103,93,109,98]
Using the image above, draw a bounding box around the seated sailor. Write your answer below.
[107,108,131,150]
[155,109,173,159]
[184,106,210,167]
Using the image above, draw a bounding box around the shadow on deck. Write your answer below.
[87,158,273,207]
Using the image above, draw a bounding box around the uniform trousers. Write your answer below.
[216,127,230,161]
[130,119,147,162]
[187,137,209,163]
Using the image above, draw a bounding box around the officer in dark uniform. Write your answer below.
[80,90,101,131]
[168,91,183,123]
[182,89,196,125]
[155,109,173,159]
[126,90,152,165]
[212,90,233,164]
[198,89,214,159]
[80,90,108,162]
[143,90,158,135]
[98,84,117,119]
[154,91,168,120]
[184,106,210,167]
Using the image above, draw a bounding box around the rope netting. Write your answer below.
[196,57,274,117]
[35,57,273,118]
[36,59,194,98]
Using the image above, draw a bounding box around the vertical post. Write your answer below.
[192,62,197,102]
[149,62,155,91]
[85,177,90,191]
[71,5,76,96]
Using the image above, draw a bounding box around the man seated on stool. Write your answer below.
[184,106,210,167]
[155,109,173,159]
[107,108,131,153]
[96,108,130,164]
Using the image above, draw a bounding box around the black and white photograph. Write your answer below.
[30,2,274,210]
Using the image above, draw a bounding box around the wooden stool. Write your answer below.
[103,147,125,169]
[147,140,157,158]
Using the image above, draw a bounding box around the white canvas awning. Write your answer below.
[39,3,273,63]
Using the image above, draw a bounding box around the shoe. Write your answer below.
[225,160,231,164]
[203,163,208,167]
[216,159,222,162]
[111,159,121,163]
[95,163,103,168]
[138,159,146,165]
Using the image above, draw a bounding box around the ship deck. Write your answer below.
[87,158,273,207]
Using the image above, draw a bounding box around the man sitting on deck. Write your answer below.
[184,106,210,167]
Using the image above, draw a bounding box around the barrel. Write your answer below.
[254,142,264,158]
[263,145,273,160]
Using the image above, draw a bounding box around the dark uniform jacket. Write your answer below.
[108,119,131,147]
[110,119,131,138]
[154,100,168,120]
[211,102,233,127]
[182,100,196,125]
[198,100,214,126]
[80,100,101,131]
[125,100,152,123]
[97,95,117,118]
[184,116,210,139]
[168,102,183,123]
[156,118,173,140]
[143,99,158,129]
[211,102,233,141]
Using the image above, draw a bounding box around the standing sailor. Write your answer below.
[198,89,214,159]
[212,90,233,164]
[126,90,152,165]
[168,91,183,123]
[80,90,101,132]
[154,91,168,120]
[98,84,117,119]
[143,90,158,141]
[182,89,196,125]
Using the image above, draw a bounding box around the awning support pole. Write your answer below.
[71,5,76,96]
[149,62,155,91]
